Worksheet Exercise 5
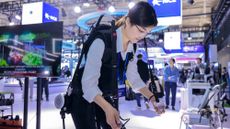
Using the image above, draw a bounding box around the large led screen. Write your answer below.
[0,22,63,77]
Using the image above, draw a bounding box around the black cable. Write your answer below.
[119,116,130,129]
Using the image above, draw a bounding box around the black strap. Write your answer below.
[124,44,137,71]
[71,48,85,80]
[133,44,137,52]
[123,54,130,72]
[71,15,106,81]
[120,44,137,84]
[95,15,104,29]
[143,38,155,83]
[110,19,118,95]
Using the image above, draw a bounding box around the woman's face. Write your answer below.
[125,18,154,43]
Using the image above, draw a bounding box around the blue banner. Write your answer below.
[148,0,181,18]
[182,45,204,53]
[43,2,59,23]
[164,45,204,53]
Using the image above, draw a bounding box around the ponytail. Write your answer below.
[115,16,126,28]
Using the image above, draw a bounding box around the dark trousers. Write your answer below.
[41,78,49,99]
[165,81,177,107]
[135,93,148,107]
[71,94,116,129]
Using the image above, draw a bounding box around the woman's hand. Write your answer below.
[94,95,120,129]
[104,104,121,129]
[150,98,165,115]
[138,86,165,115]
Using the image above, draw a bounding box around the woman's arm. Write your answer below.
[94,95,120,129]
[81,38,104,102]
[163,67,169,81]
[126,56,164,114]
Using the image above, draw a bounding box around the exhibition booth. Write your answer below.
[0,0,230,129]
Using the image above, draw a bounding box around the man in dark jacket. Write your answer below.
[135,54,149,109]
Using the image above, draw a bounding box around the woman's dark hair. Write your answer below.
[128,1,158,27]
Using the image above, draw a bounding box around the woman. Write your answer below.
[71,1,164,129]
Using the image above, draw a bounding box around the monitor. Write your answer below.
[0,22,63,77]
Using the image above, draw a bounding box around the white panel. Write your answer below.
[164,31,181,50]
[157,16,182,26]
[22,2,43,25]
[209,44,218,63]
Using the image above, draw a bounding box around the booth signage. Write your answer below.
[164,45,204,53]
[182,45,204,53]
[148,0,182,25]
[43,2,59,23]
[22,2,59,25]
[148,0,181,17]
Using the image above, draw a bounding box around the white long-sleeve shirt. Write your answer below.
[81,27,146,103]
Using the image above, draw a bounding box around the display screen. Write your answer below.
[0,22,63,77]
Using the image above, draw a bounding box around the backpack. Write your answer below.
[60,15,117,114]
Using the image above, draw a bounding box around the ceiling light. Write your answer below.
[187,37,192,40]
[15,15,21,20]
[159,39,163,43]
[128,2,135,9]
[9,22,15,26]
[83,3,90,7]
[108,6,115,13]
[74,6,81,13]
[187,33,192,40]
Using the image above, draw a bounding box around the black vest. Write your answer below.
[98,42,135,95]
[72,26,135,98]
[72,29,119,96]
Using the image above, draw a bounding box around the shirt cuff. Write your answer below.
[82,86,103,103]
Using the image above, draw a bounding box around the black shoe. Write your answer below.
[172,107,175,110]
[165,106,169,109]
[46,97,49,101]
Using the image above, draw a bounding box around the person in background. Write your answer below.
[135,54,149,109]
[179,68,187,87]
[194,58,205,74]
[41,78,49,101]
[227,66,230,98]
[223,67,229,81]
[222,67,229,90]
[164,58,179,110]
[164,62,168,67]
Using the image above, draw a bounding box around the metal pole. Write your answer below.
[36,78,42,129]
[23,77,29,129]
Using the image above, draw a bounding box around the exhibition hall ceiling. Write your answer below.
[0,0,222,38]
